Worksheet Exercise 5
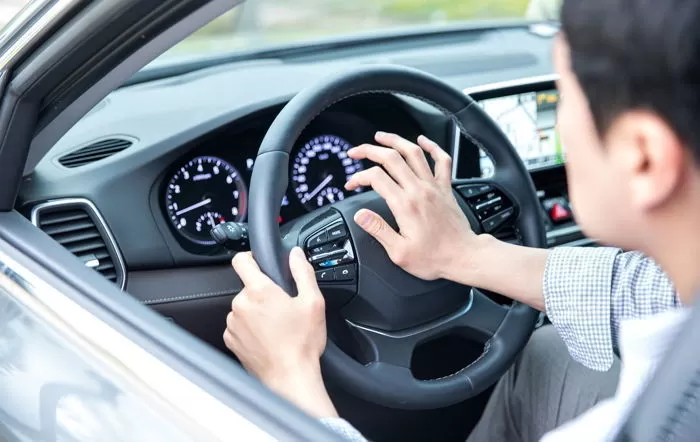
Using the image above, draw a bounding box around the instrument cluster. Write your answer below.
[160,111,380,254]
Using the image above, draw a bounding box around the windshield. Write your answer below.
[157,0,562,64]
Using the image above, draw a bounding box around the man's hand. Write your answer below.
[347,131,550,310]
[345,132,477,281]
[224,248,338,418]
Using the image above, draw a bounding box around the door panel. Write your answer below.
[0,240,273,441]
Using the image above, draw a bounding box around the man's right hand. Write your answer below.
[347,131,550,311]
[345,131,477,281]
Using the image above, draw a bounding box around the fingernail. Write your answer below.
[354,210,372,227]
[376,131,386,138]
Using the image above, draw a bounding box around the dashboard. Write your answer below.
[158,86,564,255]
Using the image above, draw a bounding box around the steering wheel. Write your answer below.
[249,65,546,410]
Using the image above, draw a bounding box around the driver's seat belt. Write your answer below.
[616,297,700,441]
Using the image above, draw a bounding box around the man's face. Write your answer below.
[553,36,638,248]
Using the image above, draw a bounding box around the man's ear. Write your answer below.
[606,111,686,211]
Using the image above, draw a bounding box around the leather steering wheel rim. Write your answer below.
[249,65,546,410]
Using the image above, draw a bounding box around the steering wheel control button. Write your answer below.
[301,213,357,269]
[316,269,334,282]
[474,196,502,212]
[307,229,329,247]
[309,248,347,264]
[319,259,340,268]
[457,184,493,199]
[481,202,505,220]
[457,185,516,229]
[327,224,347,241]
[483,207,515,233]
[334,265,355,281]
[309,243,333,255]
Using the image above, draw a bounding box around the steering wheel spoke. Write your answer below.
[459,289,509,336]
[347,321,420,368]
[346,289,507,369]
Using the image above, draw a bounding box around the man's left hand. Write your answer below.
[224,247,338,418]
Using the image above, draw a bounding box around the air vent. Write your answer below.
[58,138,133,168]
[31,199,126,289]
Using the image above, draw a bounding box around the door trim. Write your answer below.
[0,239,275,441]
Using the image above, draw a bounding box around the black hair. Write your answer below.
[560,0,700,161]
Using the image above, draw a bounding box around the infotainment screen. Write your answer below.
[477,89,563,174]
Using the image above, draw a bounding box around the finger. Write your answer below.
[347,143,416,188]
[345,167,402,209]
[375,131,433,180]
[230,287,248,310]
[225,311,235,330]
[288,247,321,300]
[231,252,274,292]
[223,329,236,352]
[417,135,452,187]
[354,209,402,252]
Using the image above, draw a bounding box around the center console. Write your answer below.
[453,76,593,248]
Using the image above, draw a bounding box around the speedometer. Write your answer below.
[291,135,363,211]
[164,156,246,245]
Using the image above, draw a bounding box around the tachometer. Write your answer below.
[291,135,363,211]
[164,156,246,245]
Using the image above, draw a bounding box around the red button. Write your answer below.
[550,203,571,222]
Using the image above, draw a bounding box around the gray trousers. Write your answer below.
[467,326,621,442]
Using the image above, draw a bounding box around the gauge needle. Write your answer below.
[176,198,211,216]
[302,174,333,203]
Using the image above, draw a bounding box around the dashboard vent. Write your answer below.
[31,200,126,289]
[58,138,133,168]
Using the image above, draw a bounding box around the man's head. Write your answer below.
[555,0,700,292]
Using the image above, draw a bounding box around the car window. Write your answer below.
[154,0,563,65]
[0,0,31,30]
[2,0,563,67]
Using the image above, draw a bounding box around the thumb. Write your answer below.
[354,209,401,252]
[289,247,320,298]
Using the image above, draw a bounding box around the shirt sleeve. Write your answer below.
[319,417,368,441]
[543,247,680,371]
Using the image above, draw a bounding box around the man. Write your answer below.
[223,0,700,440]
